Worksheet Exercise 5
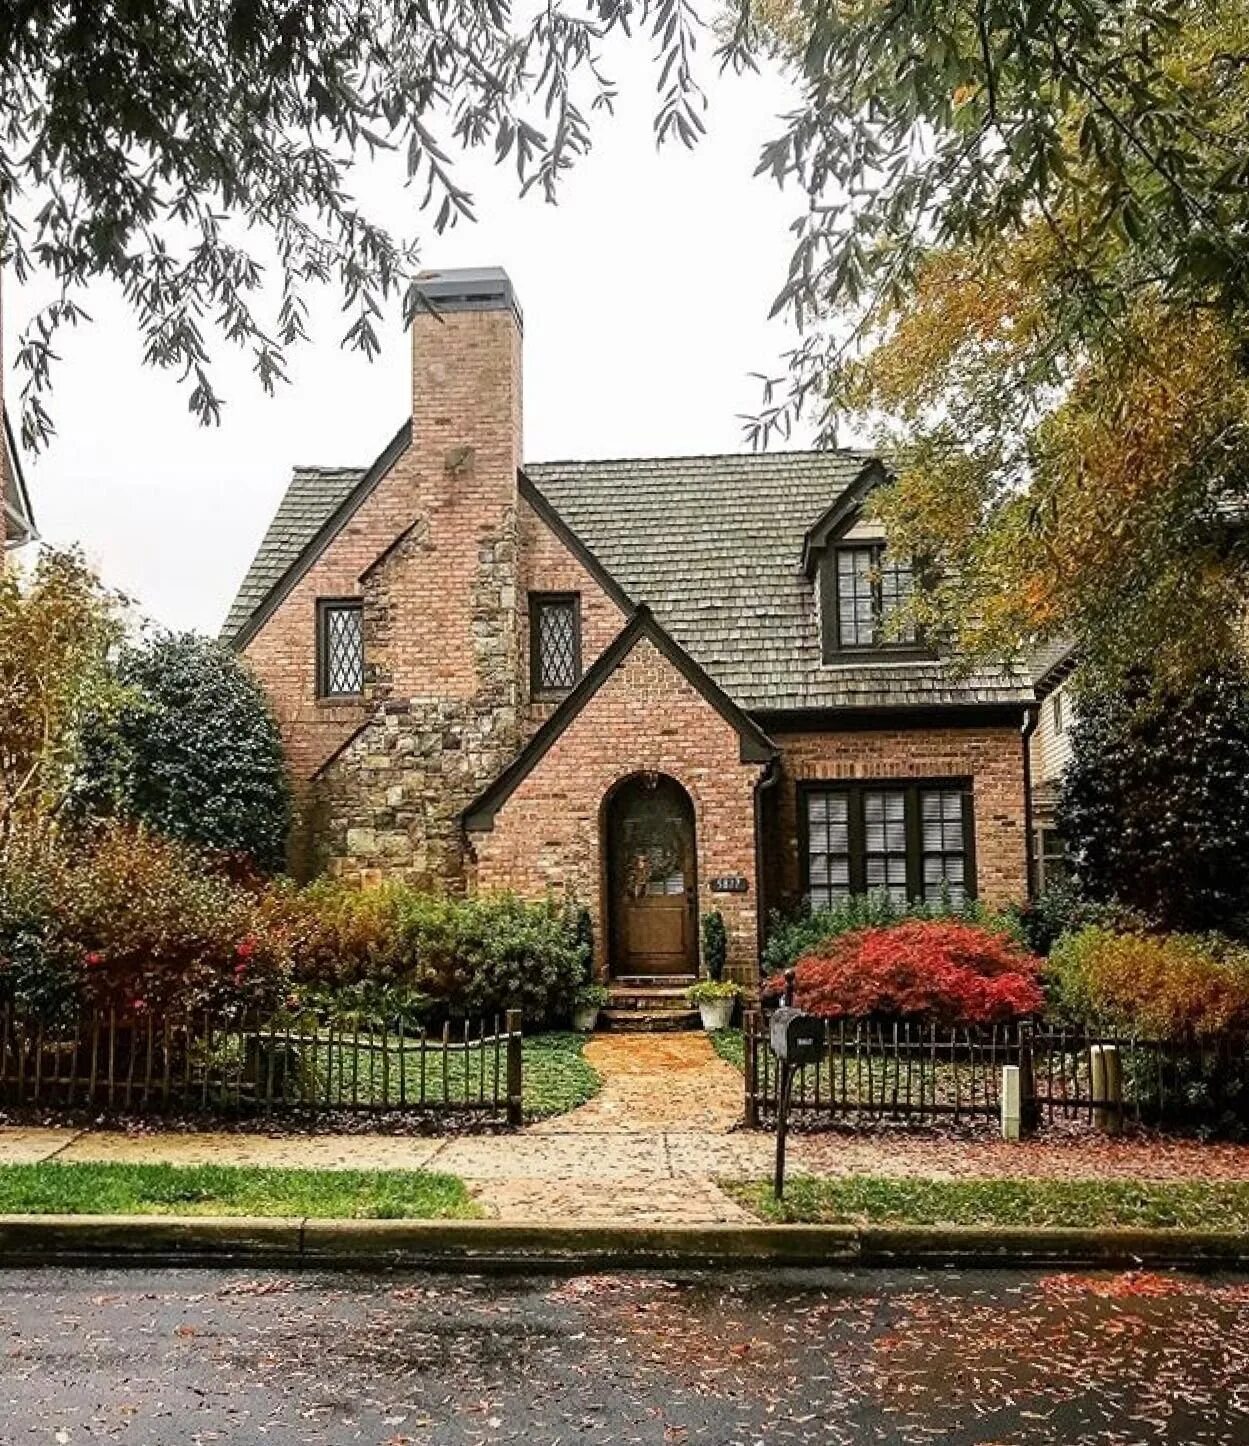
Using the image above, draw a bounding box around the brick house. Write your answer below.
[224,267,1039,986]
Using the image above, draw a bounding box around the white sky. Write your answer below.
[6,47,825,636]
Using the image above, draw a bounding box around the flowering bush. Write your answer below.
[770,920,1045,1025]
[1047,927,1249,1040]
[55,826,291,1018]
[762,892,1008,974]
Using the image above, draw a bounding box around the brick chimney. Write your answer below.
[367,267,524,710]
[330,266,525,888]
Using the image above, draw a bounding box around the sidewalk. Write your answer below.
[5,1033,1249,1225]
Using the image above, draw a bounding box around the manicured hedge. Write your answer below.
[768,919,1045,1025]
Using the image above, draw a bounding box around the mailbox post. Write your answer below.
[769,969,826,1201]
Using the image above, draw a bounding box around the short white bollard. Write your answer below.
[1001,1063,1022,1142]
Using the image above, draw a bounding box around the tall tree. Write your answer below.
[75,633,292,872]
[1058,664,1249,935]
[746,0,1249,684]
[0,549,128,852]
[0,0,707,447]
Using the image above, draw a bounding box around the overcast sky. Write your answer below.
[6,46,826,636]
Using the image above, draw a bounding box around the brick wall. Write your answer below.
[516,495,627,734]
[307,298,525,887]
[470,634,768,982]
[769,725,1029,909]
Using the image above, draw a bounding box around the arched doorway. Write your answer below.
[604,773,698,977]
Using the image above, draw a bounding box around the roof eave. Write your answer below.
[463,605,776,832]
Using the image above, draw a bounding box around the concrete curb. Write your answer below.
[1,1216,1248,1270]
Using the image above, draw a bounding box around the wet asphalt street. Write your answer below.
[2,1265,1248,1444]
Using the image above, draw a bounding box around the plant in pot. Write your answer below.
[688,910,742,1031]
[572,982,611,1032]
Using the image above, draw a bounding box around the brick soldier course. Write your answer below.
[224,265,1042,992]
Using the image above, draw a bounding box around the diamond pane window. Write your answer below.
[531,594,581,696]
[317,600,364,698]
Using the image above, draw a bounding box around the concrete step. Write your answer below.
[599,1007,701,1033]
[607,988,694,1012]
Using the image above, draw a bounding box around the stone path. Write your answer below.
[7,1031,1249,1225]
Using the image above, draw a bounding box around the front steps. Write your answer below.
[600,976,700,1032]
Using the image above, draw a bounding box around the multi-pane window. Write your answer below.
[804,782,975,909]
[806,791,852,910]
[530,593,581,696]
[831,544,918,651]
[864,790,909,906]
[921,788,968,905]
[316,599,364,698]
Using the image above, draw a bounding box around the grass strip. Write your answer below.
[709,1028,745,1073]
[724,1175,1249,1231]
[0,1163,481,1220]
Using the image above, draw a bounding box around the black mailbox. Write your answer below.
[769,1006,825,1067]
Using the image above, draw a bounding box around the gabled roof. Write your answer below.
[3,409,35,548]
[224,434,1036,711]
[526,452,1034,711]
[463,605,776,831]
[222,422,411,646]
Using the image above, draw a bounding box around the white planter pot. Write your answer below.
[698,997,735,1032]
[573,1004,601,1033]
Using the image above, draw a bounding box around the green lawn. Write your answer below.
[0,1162,480,1219]
[522,1031,601,1117]
[725,1175,1249,1230]
[197,1028,600,1120]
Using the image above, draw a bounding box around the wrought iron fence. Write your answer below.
[0,1006,524,1123]
[742,1011,1245,1132]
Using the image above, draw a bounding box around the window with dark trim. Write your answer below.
[802,780,976,909]
[822,543,921,659]
[316,599,364,698]
[529,593,581,697]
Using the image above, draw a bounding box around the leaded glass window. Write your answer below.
[530,594,581,696]
[317,600,364,698]
[832,543,917,650]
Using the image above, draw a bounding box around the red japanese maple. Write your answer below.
[773,920,1045,1026]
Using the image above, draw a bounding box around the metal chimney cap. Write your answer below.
[414,267,522,330]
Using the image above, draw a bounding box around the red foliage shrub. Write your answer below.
[769,920,1045,1025]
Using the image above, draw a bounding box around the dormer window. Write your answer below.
[821,542,922,660]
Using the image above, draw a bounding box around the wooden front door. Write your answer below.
[606,774,698,976]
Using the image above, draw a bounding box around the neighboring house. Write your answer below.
[223,267,1037,985]
[1028,641,1078,891]
[1,409,35,557]
[1,280,36,558]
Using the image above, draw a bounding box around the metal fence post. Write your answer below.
[505,1009,523,1126]
[1018,1020,1038,1135]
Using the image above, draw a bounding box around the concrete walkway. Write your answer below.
[0,1033,769,1225]
[7,1032,1249,1225]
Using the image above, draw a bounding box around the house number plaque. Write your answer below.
[710,875,748,894]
